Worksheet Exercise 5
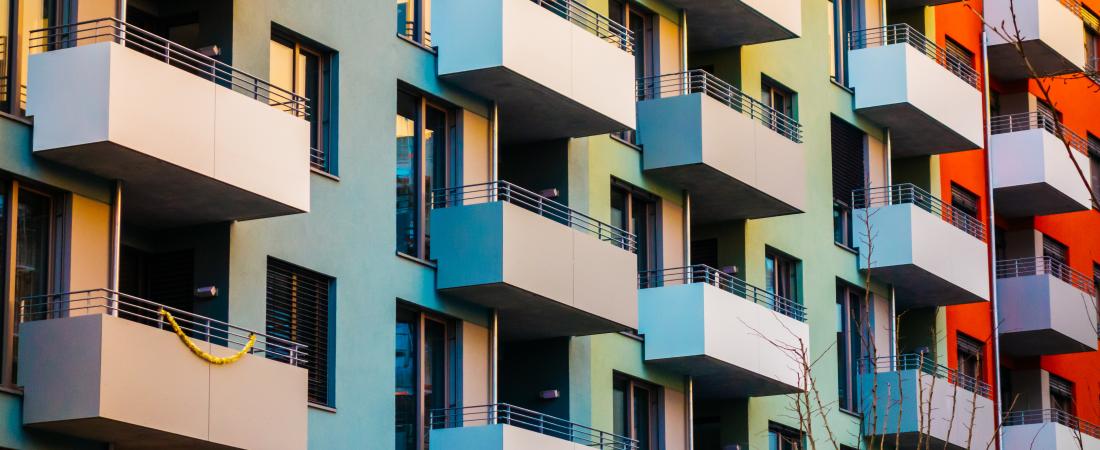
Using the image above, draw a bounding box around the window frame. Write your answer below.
[768,421,804,450]
[396,305,458,450]
[955,332,985,382]
[396,0,431,46]
[612,373,662,450]
[265,257,335,407]
[395,88,456,260]
[765,248,800,303]
[270,27,337,174]
[836,282,868,413]
[610,180,661,273]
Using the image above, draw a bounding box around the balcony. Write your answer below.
[847,25,984,157]
[889,0,964,7]
[26,18,310,228]
[997,257,1098,356]
[860,355,996,450]
[638,266,807,398]
[656,0,800,50]
[987,0,1088,79]
[431,181,638,340]
[430,404,637,450]
[1003,410,1100,450]
[17,290,307,450]
[852,185,990,309]
[433,0,636,143]
[636,71,805,223]
[991,112,1094,217]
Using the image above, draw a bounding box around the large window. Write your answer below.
[270,29,336,174]
[1049,374,1075,415]
[612,375,661,450]
[831,116,865,248]
[1085,7,1099,71]
[610,182,659,273]
[609,0,653,144]
[836,283,866,412]
[768,422,803,450]
[266,258,334,406]
[397,0,430,45]
[765,249,799,303]
[828,0,862,85]
[956,333,984,389]
[396,90,454,259]
[395,306,456,450]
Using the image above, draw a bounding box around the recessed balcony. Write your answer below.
[638,266,807,398]
[997,257,1098,356]
[852,184,990,309]
[430,181,638,341]
[861,355,996,450]
[848,25,985,157]
[26,18,310,228]
[657,0,800,50]
[987,0,1088,79]
[430,404,637,450]
[433,0,636,143]
[18,289,308,450]
[1003,410,1100,450]
[636,70,805,223]
[991,112,1094,217]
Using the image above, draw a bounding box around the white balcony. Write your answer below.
[991,112,1093,217]
[636,71,805,223]
[18,290,307,450]
[997,257,1098,356]
[638,266,807,398]
[1003,410,1100,450]
[430,181,638,340]
[987,0,1088,79]
[433,0,635,143]
[26,19,310,228]
[853,185,990,309]
[848,25,984,157]
[657,0,800,49]
[430,404,636,450]
[861,355,996,450]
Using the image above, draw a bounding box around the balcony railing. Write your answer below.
[997,256,1098,297]
[1004,409,1100,440]
[28,17,309,118]
[19,289,307,367]
[861,354,993,398]
[430,403,638,450]
[852,184,987,242]
[432,180,637,252]
[638,265,807,322]
[991,111,1090,154]
[636,70,803,143]
[532,0,634,54]
[848,24,982,89]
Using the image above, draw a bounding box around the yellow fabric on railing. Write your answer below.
[159,309,256,365]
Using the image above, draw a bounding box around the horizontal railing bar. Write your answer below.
[1003,409,1100,440]
[990,111,1090,154]
[860,354,993,398]
[848,24,982,89]
[996,256,1097,296]
[430,403,638,449]
[637,265,807,322]
[852,184,987,242]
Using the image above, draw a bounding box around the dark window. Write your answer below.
[609,0,652,144]
[396,307,457,450]
[762,76,796,119]
[1084,7,1099,70]
[950,183,980,219]
[396,90,455,259]
[829,0,862,85]
[956,333,984,384]
[831,116,865,246]
[1043,235,1069,265]
[266,258,333,406]
[1088,134,1099,208]
[768,422,803,450]
[270,29,336,173]
[1049,374,1075,415]
[613,375,661,450]
[944,37,975,77]
[836,283,866,412]
[691,239,719,269]
[610,182,659,273]
[766,249,799,303]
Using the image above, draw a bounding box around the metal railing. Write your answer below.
[861,354,993,398]
[991,111,1090,154]
[19,289,307,367]
[852,184,987,242]
[430,404,638,450]
[432,180,637,252]
[638,265,807,322]
[29,17,308,118]
[997,256,1098,297]
[848,24,982,89]
[636,70,803,143]
[1004,409,1100,440]
[532,0,634,54]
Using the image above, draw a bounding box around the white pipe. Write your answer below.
[490,102,499,184]
[980,29,1005,450]
[490,308,498,412]
[107,180,122,316]
[685,375,694,450]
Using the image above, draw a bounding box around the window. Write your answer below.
[270,29,336,173]
[828,0,862,85]
[956,333,984,392]
[1049,374,1075,415]
[1084,7,1099,70]
[762,76,795,119]
[831,116,865,247]
[768,422,803,450]
[613,375,661,450]
[396,90,455,259]
[609,0,654,144]
[396,306,457,450]
[610,182,659,273]
[766,249,799,303]
[944,37,975,78]
[836,283,866,412]
[397,0,430,44]
[690,239,719,269]
[266,258,334,406]
[1043,235,1069,265]
[1088,134,1099,208]
[950,183,980,218]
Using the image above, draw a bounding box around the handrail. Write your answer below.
[19,289,307,367]
[997,256,1098,297]
[1057,0,1100,32]
[28,17,309,119]
[636,70,803,143]
[1003,409,1100,440]
[848,24,982,89]
[431,181,637,253]
[852,184,988,242]
[860,354,993,398]
[531,0,634,54]
[638,265,807,322]
[430,403,639,450]
[991,111,1090,155]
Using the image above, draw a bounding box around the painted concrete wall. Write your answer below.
[1003,422,1100,450]
[66,195,110,293]
[987,0,1087,69]
[991,128,1093,214]
[998,273,1099,353]
[431,423,610,450]
[860,369,996,449]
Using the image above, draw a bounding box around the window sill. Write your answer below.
[0,385,22,396]
[829,78,854,95]
[311,167,340,182]
[839,407,862,420]
[396,34,436,54]
[835,242,859,255]
[608,134,642,151]
[618,330,644,342]
[309,402,337,413]
[0,111,31,127]
[396,251,437,269]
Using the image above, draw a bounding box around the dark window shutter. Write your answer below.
[950,183,980,219]
[267,257,333,406]
[1042,236,1068,264]
[831,116,865,203]
[690,239,719,269]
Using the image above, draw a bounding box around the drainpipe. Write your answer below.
[489,101,500,420]
[885,128,896,369]
[489,309,499,412]
[979,29,1005,450]
[107,180,122,316]
[685,375,694,450]
[490,102,499,185]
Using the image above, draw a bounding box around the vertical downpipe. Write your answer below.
[107,180,122,316]
[980,29,1005,450]
[489,309,499,421]
[685,375,694,450]
[489,100,500,422]
[885,128,896,369]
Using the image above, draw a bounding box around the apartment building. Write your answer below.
[0,0,1092,449]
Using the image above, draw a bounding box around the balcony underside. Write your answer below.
[28,418,236,450]
[440,283,630,341]
[988,40,1081,80]
[994,183,1091,217]
[659,0,798,50]
[646,164,801,223]
[1001,329,1095,356]
[869,264,986,309]
[889,0,962,7]
[647,355,801,399]
[856,103,979,157]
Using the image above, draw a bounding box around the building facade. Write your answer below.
[0,0,1094,449]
